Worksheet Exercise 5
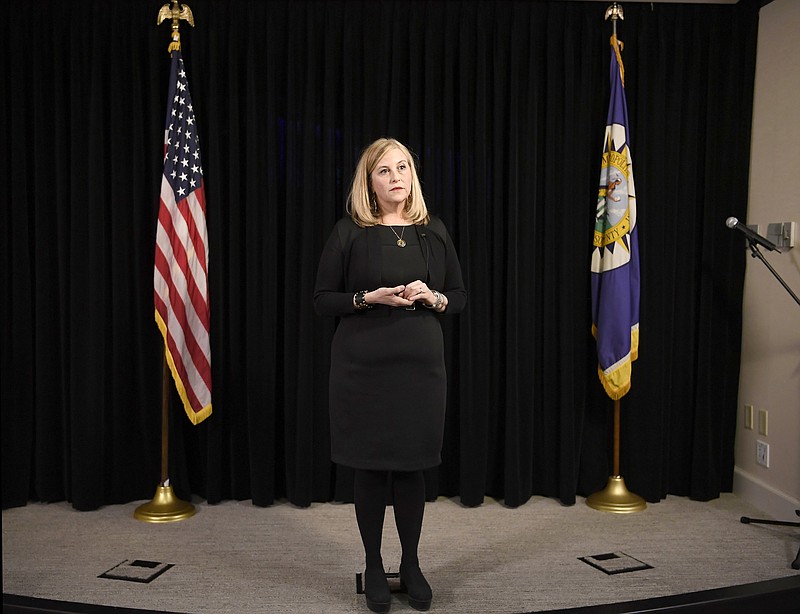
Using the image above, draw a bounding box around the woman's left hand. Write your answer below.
[401,280,433,306]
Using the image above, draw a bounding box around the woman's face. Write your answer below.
[370,148,410,212]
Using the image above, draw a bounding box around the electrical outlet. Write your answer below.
[756,440,769,468]
[744,405,754,430]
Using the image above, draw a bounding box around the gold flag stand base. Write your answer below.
[134,485,196,523]
[587,476,646,513]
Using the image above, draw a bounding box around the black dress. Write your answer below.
[314,217,467,471]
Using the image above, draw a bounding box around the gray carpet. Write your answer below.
[2,494,798,613]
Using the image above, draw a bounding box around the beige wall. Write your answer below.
[733,0,800,519]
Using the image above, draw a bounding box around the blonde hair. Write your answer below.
[346,138,430,227]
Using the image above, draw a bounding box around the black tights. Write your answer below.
[353,469,426,571]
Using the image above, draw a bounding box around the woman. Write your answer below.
[314,138,467,612]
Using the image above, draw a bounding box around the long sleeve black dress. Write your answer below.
[314,216,467,471]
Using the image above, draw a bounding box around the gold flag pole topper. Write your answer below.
[604,1,623,37]
[586,2,646,515]
[134,1,197,524]
[157,1,195,53]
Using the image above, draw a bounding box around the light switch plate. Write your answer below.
[767,221,796,249]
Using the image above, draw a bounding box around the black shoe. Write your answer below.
[399,564,432,611]
[364,567,391,613]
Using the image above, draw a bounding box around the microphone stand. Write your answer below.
[741,510,800,570]
[738,237,800,569]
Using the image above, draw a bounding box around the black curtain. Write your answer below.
[1,1,758,511]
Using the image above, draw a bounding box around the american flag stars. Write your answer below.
[164,59,203,199]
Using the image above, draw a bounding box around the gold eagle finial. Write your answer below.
[157,2,195,53]
[604,3,624,22]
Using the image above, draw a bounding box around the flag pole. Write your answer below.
[134,1,199,523]
[135,353,196,522]
[586,3,645,514]
[613,398,620,476]
[160,353,170,485]
[587,399,646,513]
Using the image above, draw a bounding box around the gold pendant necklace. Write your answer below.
[388,225,406,248]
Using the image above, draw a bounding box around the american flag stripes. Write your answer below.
[154,51,212,424]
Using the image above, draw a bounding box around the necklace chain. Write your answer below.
[388,225,407,248]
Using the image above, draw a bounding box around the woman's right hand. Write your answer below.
[365,286,414,308]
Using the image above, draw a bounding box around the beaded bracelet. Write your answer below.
[424,290,443,311]
[354,290,372,310]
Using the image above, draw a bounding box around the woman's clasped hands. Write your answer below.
[366,280,433,309]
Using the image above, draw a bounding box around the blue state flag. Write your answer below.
[591,34,640,400]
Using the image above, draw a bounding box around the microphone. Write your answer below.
[725,217,779,252]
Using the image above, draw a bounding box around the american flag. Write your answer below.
[154,51,212,424]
